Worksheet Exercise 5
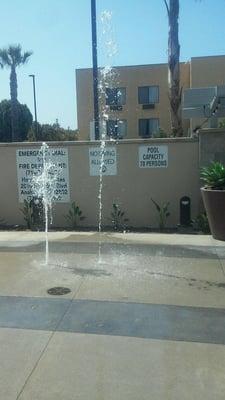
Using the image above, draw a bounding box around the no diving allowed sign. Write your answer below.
[89,146,117,176]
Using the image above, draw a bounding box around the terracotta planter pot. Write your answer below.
[201,188,225,241]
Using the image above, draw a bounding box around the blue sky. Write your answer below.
[0,0,224,129]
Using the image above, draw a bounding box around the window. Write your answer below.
[106,88,126,106]
[106,119,127,139]
[139,119,159,138]
[138,86,159,104]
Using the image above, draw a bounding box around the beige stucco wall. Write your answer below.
[76,62,190,141]
[191,55,225,87]
[0,139,200,229]
[199,128,225,167]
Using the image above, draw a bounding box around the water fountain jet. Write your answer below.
[97,10,119,263]
[32,142,62,265]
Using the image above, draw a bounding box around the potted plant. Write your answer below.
[201,162,225,240]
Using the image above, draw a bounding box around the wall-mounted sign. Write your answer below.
[16,147,70,202]
[89,146,117,176]
[139,145,168,168]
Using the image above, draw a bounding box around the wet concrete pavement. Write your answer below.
[0,231,225,399]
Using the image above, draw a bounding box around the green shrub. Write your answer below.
[20,198,43,230]
[153,128,167,138]
[201,162,225,190]
[151,198,170,231]
[195,212,210,234]
[110,203,129,231]
[64,201,85,229]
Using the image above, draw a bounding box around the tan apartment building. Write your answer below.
[76,55,225,140]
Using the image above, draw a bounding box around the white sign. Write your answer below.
[16,147,70,202]
[139,145,168,168]
[89,146,117,176]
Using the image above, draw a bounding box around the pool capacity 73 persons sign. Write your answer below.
[89,146,117,176]
[139,145,168,168]
[16,147,70,202]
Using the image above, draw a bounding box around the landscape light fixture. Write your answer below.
[29,74,38,137]
[91,0,100,140]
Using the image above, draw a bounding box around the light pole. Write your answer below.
[91,0,100,140]
[29,74,38,137]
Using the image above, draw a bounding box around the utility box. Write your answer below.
[180,196,191,226]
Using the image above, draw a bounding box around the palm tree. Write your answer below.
[0,44,33,141]
[164,0,183,137]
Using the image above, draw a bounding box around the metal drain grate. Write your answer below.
[47,287,71,296]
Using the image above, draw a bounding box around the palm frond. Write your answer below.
[22,51,33,64]
[163,0,169,16]
[8,44,22,65]
[0,44,33,67]
[0,49,11,67]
